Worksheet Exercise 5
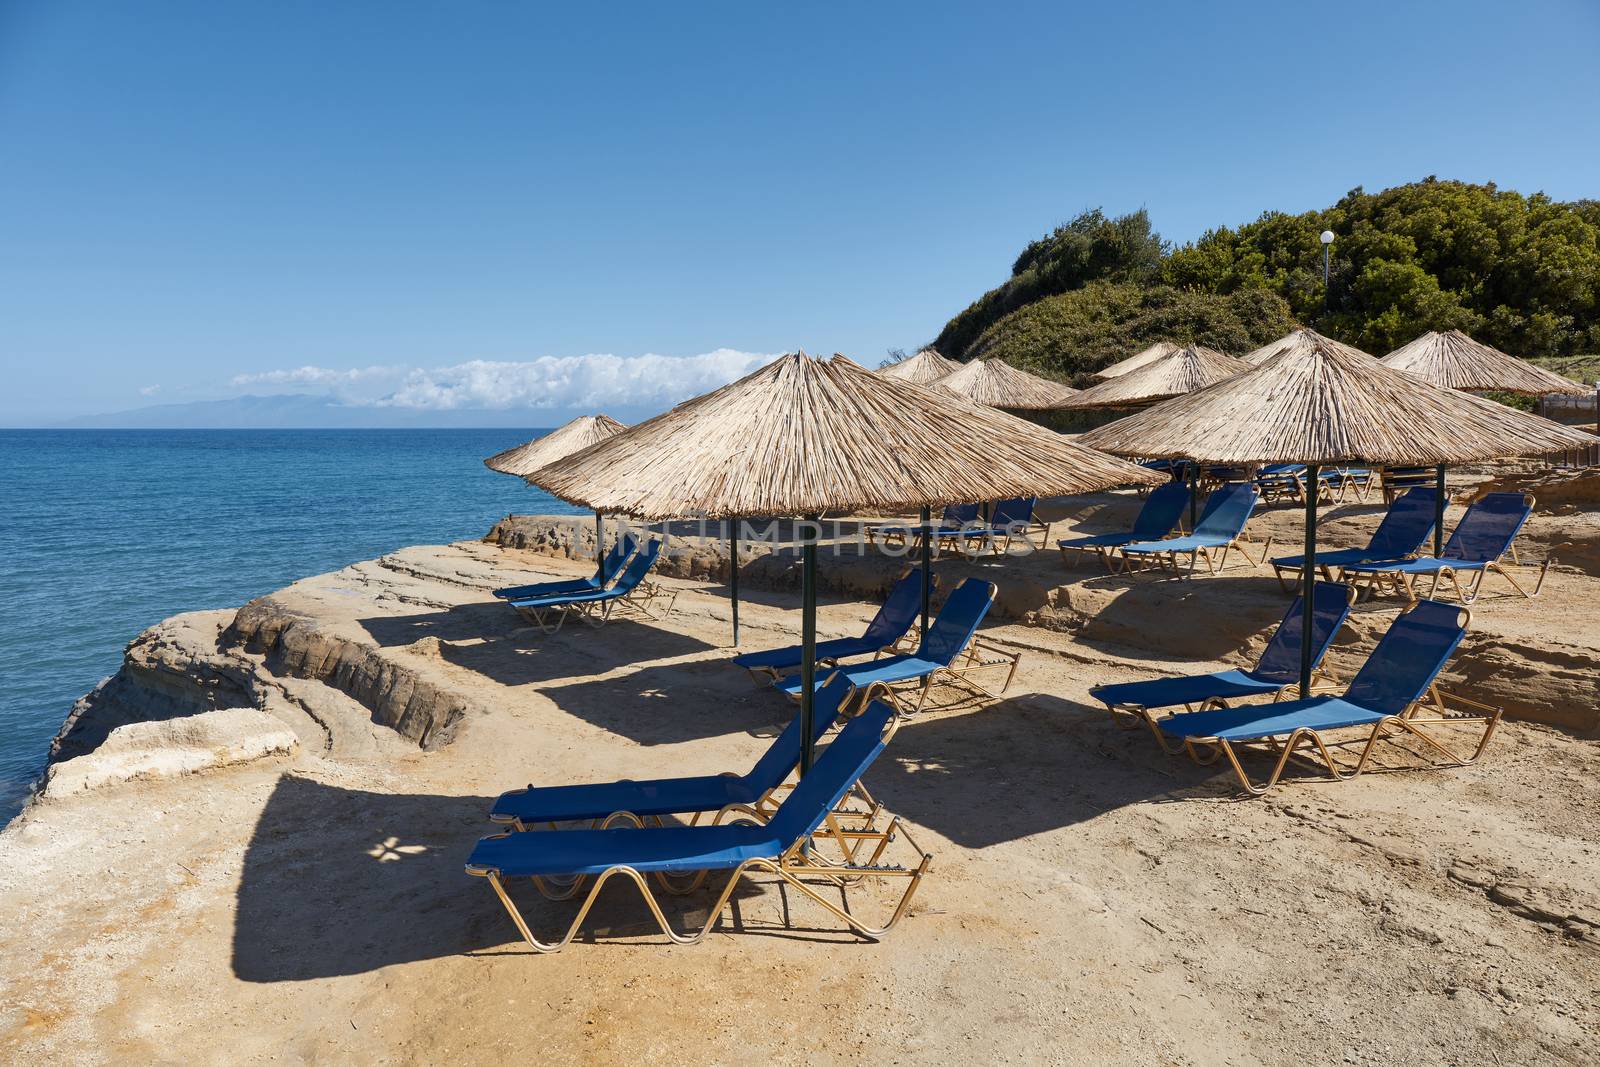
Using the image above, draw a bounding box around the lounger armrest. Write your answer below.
[1424,689,1504,720]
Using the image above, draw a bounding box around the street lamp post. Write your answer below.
[1320,230,1335,310]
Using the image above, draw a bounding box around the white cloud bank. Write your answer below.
[228,349,777,411]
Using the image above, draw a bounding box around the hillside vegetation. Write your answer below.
[935,179,1600,380]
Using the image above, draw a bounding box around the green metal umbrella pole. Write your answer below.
[1299,464,1320,699]
[919,505,931,640]
[729,521,740,646]
[594,512,605,580]
[1434,465,1446,556]
[798,515,820,775]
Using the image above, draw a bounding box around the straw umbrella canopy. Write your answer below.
[531,351,1161,773]
[1058,345,1251,411]
[1239,327,1370,367]
[484,414,628,475]
[934,357,1079,410]
[485,414,628,577]
[1094,341,1182,380]
[877,347,962,385]
[1380,329,1589,397]
[1082,332,1597,698]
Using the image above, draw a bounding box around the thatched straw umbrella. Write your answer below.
[877,347,962,385]
[1239,327,1370,367]
[485,414,628,576]
[934,357,1078,410]
[1082,333,1597,698]
[1094,341,1181,381]
[1059,345,1251,411]
[1380,330,1588,397]
[531,351,1160,772]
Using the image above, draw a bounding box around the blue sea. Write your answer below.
[0,429,585,826]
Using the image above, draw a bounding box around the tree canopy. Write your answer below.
[934,179,1600,373]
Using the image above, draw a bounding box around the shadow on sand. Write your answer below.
[859,692,1222,849]
[231,775,788,981]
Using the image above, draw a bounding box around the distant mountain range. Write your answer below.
[52,394,650,429]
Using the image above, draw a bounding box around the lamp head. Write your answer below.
[1319,230,1336,245]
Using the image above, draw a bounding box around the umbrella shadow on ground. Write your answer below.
[538,660,799,746]
[231,774,780,981]
[858,692,1223,849]
[354,605,716,688]
[1060,573,1307,666]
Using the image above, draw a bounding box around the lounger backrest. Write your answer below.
[859,571,923,647]
[610,539,663,592]
[598,534,639,582]
[766,701,894,846]
[989,497,1037,528]
[1132,482,1190,539]
[1365,488,1437,558]
[941,502,980,526]
[1439,492,1531,564]
[915,578,995,666]
[743,674,852,792]
[1251,581,1352,684]
[1342,598,1468,715]
[1193,483,1258,539]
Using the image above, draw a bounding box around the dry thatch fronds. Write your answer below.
[876,347,962,384]
[933,358,1078,409]
[1381,330,1589,396]
[1080,332,1598,465]
[1094,341,1181,380]
[1240,327,1371,367]
[527,352,1161,521]
[484,414,628,477]
[1060,345,1251,410]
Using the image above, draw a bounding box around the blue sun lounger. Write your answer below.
[493,534,639,601]
[1090,581,1353,725]
[868,503,980,555]
[775,578,1011,714]
[1269,487,1438,592]
[733,570,926,682]
[1119,483,1264,577]
[1151,598,1500,795]
[956,497,1047,554]
[1341,492,1545,604]
[509,539,671,632]
[465,700,932,952]
[1057,482,1189,571]
[490,674,857,829]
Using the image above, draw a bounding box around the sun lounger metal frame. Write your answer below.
[510,541,677,633]
[464,702,932,952]
[1091,581,1354,729]
[1341,493,1549,605]
[1117,483,1270,578]
[1268,487,1438,593]
[1057,482,1190,572]
[732,570,932,685]
[1148,600,1501,795]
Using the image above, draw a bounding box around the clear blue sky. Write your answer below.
[1,0,1597,423]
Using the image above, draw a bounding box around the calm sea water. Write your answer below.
[0,429,585,826]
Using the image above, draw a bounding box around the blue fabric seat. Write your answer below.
[493,534,638,601]
[1090,581,1352,717]
[1269,487,1438,590]
[508,540,665,631]
[1058,482,1188,567]
[1341,492,1536,603]
[774,578,998,712]
[871,502,979,544]
[1120,483,1261,576]
[465,702,932,952]
[955,497,1041,552]
[733,571,922,677]
[1151,599,1496,795]
[490,675,853,827]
